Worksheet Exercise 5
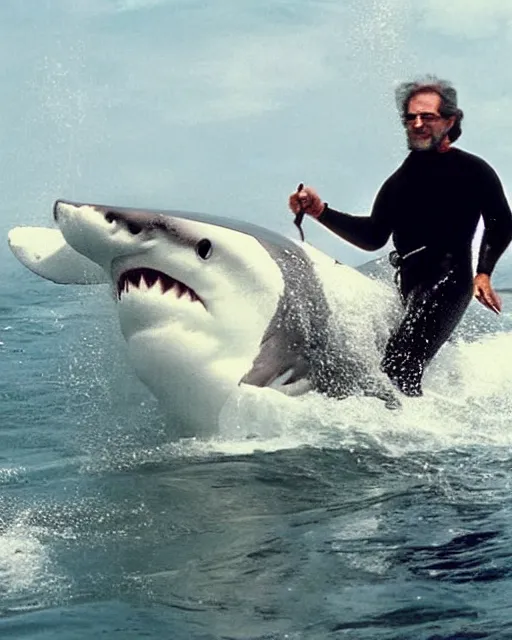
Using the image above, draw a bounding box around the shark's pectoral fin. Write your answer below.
[8,226,108,284]
[240,333,310,392]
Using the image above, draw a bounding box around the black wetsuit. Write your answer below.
[318,148,512,395]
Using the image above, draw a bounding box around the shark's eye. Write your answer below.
[127,222,142,235]
[196,238,212,260]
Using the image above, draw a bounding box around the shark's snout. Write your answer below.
[53,199,82,222]
[51,200,167,277]
[54,200,148,237]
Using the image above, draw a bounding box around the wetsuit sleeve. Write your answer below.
[476,163,512,275]
[316,179,394,251]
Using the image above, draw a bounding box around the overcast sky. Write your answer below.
[1,0,512,267]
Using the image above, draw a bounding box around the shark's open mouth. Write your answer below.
[117,268,202,304]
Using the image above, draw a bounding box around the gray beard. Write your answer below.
[407,130,446,152]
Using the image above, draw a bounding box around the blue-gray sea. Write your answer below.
[2,236,512,640]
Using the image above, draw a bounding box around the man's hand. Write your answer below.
[288,185,325,219]
[474,273,502,314]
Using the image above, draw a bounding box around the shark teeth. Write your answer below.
[117,268,201,304]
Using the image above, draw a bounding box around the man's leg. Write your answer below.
[381,270,473,396]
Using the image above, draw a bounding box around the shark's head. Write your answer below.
[50,200,327,434]
[54,201,279,338]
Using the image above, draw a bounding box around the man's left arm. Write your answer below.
[475,163,512,313]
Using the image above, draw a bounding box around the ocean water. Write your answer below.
[2,254,512,640]
[2,0,512,637]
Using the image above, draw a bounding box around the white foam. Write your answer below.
[208,330,512,457]
[0,516,50,597]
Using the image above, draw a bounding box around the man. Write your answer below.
[289,76,512,396]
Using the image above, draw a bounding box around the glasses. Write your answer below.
[403,112,443,125]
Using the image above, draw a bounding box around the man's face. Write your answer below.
[404,91,455,151]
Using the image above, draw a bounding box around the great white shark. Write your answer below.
[8,201,400,436]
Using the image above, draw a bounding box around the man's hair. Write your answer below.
[395,75,464,142]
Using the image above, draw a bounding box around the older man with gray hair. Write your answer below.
[289,75,512,397]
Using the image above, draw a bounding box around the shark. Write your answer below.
[8,201,399,436]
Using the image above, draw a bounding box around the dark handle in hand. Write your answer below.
[294,182,305,241]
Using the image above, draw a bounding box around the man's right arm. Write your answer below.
[316,180,394,251]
